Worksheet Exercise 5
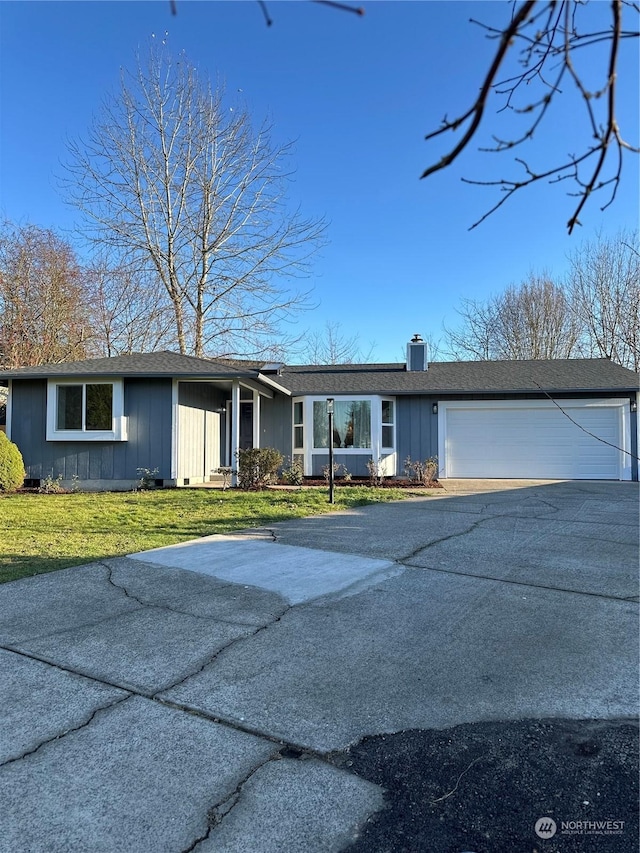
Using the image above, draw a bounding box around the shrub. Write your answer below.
[366,457,385,487]
[236,447,283,490]
[404,455,439,485]
[322,462,351,483]
[136,467,160,490]
[38,472,65,494]
[215,466,234,490]
[0,432,26,492]
[281,456,304,486]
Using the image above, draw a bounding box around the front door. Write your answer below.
[239,402,253,450]
[226,400,254,464]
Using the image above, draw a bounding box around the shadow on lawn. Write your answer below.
[0,555,115,585]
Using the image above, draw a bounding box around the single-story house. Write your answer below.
[0,336,638,488]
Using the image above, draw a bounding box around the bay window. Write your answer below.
[294,395,397,476]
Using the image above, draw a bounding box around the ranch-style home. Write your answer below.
[1,336,638,489]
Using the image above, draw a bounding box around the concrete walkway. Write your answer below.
[0,481,638,852]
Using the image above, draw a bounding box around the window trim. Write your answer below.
[46,379,127,441]
[381,398,395,450]
[293,395,397,475]
[293,400,304,450]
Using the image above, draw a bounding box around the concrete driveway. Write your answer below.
[1,481,638,852]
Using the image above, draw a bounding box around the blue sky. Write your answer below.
[1,1,638,361]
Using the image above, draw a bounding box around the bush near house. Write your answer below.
[236,447,283,490]
[0,432,26,492]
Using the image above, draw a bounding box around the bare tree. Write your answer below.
[567,228,640,370]
[86,252,176,357]
[0,222,92,367]
[422,1,639,233]
[445,274,581,360]
[295,321,375,364]
[63,45,325,358]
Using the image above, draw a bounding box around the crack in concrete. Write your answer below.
[153,601,292,696]
[3,639,330,759]
[270,506,633,573]
[2,642,152,694]
[153,695,327,757]
[397,517,489,563]
[101,562,272,628]
[258,528,278,542]
[396,561,639,603]
[0,693,132,768]
[3,597,303,759]
[181,741,330,853]
[180,752,284,853]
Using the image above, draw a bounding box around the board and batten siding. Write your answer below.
[310,453,375,478]
[260,394,293,462]
[396,396,438,474]
[177,382,225,483]
[9,378,173,485]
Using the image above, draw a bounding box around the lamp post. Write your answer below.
[327,397,334,504]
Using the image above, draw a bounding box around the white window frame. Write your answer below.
[293,395,397,475]
[381,398,395,450]
[293,399,304,450]
[46,379,127,441]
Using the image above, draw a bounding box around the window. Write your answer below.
[47,380,126,441]
[313,400,371,449]
[293,400,304,449]
[56,384,113,431]
[381,399,394,447]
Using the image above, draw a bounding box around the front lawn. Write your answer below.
[0,486,416,584]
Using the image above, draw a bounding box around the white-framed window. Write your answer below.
[46,379,127,441]
[313,399,371,449]
[293,395,397,475]
[381,399,395,448]
[293,400,304,449]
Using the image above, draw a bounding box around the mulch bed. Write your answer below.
[277,478,442,489]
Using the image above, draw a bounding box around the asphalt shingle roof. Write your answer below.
[0,352,637,395]
[0,351,258,380]
[276,359,639,395]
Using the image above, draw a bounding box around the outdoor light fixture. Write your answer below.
[631,399,637,413]
[327,398,335,504]
[432,403,438,415]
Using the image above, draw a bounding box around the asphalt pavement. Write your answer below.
[1,480,638,852]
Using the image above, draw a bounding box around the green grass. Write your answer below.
[0,486,415,584]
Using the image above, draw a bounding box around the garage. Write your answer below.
[440,399,630,480]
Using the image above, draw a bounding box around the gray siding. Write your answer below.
[311,453,373,478]
[396,396,438,470]
[123,379,173,478]
[10,378,173,483]
[260,394,293,461]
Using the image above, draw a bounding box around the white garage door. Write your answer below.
[443,400,625,479]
